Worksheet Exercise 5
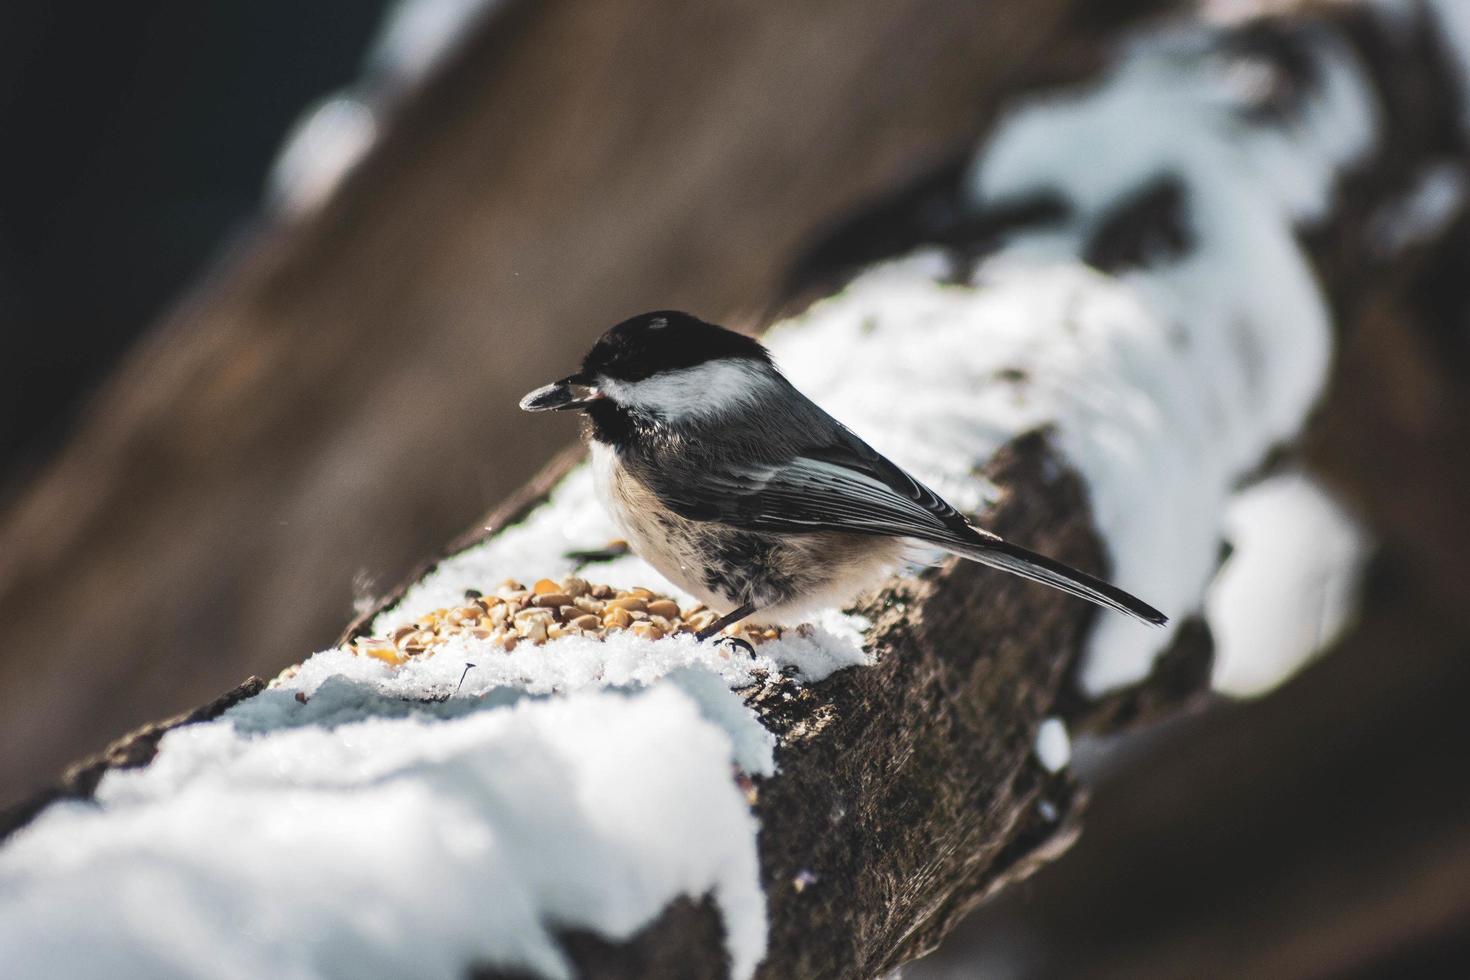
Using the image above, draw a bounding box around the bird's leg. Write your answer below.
[695,601,759,656]
[694,601,757,640]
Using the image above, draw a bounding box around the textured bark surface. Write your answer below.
[479,898,731,980]
[747,433,1097,979]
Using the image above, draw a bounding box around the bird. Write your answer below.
[520,311,1167,643]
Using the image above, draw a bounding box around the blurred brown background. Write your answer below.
[0,0,394,482]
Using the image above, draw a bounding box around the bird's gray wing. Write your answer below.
[643,427,1169,626]
[648,427,983,544]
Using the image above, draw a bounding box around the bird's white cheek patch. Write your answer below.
[602,361,774,419]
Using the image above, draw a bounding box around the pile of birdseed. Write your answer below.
[347,577,782,666]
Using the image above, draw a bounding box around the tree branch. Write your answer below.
[3,4,1459,980]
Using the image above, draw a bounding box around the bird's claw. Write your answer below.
[713,634,756,658]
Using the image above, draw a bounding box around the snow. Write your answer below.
[0,683,767,980]
[1034,718,1072,774]
[1206,471,1370,697]
[278,641,783,778]
[960,26,1376,693]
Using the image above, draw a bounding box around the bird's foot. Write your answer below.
[711,633,756,658]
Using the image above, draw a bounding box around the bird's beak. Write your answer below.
[519,374,604,412]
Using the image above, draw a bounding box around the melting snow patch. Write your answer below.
[1034,718,1072,773]
[1206,471,1370,698]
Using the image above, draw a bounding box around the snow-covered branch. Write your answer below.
[5,4,1467,979]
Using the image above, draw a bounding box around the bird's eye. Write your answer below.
[648,317,668,330]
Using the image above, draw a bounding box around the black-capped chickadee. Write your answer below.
[521,311,1166,641]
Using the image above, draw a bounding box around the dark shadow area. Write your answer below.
[0,0,391,486]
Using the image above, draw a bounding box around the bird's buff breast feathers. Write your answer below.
[588,441,901,623]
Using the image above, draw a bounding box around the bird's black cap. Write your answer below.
[579,311,770,383]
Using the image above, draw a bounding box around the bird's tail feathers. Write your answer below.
[943,535,1168,627]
